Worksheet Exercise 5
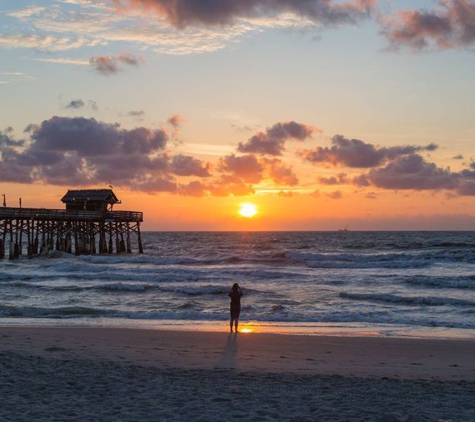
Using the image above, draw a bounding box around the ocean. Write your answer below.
[1,231,475,338]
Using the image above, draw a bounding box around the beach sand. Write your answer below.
[1,326,474,421]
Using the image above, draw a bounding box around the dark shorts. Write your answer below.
[230,306,241,319]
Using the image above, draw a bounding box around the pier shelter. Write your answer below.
[0,189,143,259]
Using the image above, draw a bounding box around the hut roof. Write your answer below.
[61,189,119,204]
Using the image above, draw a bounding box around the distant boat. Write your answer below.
[338,226,350,232]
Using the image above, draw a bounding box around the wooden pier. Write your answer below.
[0,189,143,259]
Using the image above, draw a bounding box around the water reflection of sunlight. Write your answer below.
[240,327,254,333]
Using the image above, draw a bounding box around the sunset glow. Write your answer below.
[238,203,258,218]
[1,1,475,230]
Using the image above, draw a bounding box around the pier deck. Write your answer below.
[0,207,144,259]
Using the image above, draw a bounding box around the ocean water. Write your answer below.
[1,231,475,338]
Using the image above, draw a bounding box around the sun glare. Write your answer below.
[238,203,258,218]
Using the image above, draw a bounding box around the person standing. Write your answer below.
[228,283,243,333]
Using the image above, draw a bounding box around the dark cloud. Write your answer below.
[0,161,34,183]
[352,173,371,187]
[219,154,264,183]
[127,110,145,117]
[346,152,475,197]
[381,0,475,51]
[238,121,318,156]
[89,100,99,111]
[319,172,348,185]
[178,181,208,197]
[121,127,168,154]
[129,176,178,194]
[113,0,375,29]
[27,117,167,157]
[452,154,464,160]
[457,180,475,195]
[90,53,144,76]
[66,99,85,109]
[0,116,171,189]
[355,154,457,190]
[302,134,438,168]
[219,154,298,185]
[0,129,24,148]
[171,154,211,177]
[0,116,245,197]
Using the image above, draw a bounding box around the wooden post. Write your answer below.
[9,240,15,260]
[108,222,113,254]
[137,223,143,254]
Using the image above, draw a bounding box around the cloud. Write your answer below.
[262,158,299,186]
[90,53,144,75]
[0,116,247,197]
[3,1,374,57]
[0,116,171,189]
[219,154,264,183]
[208,175,255,197]
[171,154,211,177]
[129,175,178,193]
[63,98,97,111]
[178,180,208,197]
[66,99,85,109]
[0,34,89,52]
[326,190,343,199]
[219,153,298,186]
[126,110,145,121]
[113,0,375,28]
[128,110,145,117]
[0,128,25,148]
[381,0,475,51]
[168,114,185,134]
[354,154,457,190]
[27,117,166,156]
[303,133,475,196]
[238,121,318,156]
[302,134,438,168]
[319,173,348,185]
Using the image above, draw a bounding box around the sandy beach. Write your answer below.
[1,327,474,421]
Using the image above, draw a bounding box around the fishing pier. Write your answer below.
[0,189,143,259]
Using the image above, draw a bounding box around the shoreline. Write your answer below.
[1,317,475,341]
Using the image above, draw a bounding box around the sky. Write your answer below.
[1,0,475,231]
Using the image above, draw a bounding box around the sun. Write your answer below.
[238,203,258,218]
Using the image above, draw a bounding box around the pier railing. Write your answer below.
[0,207,143,223]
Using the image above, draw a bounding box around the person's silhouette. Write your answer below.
[228,283,243,333]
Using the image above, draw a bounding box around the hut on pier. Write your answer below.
[0,189,143,259]
[61,189,120,212]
